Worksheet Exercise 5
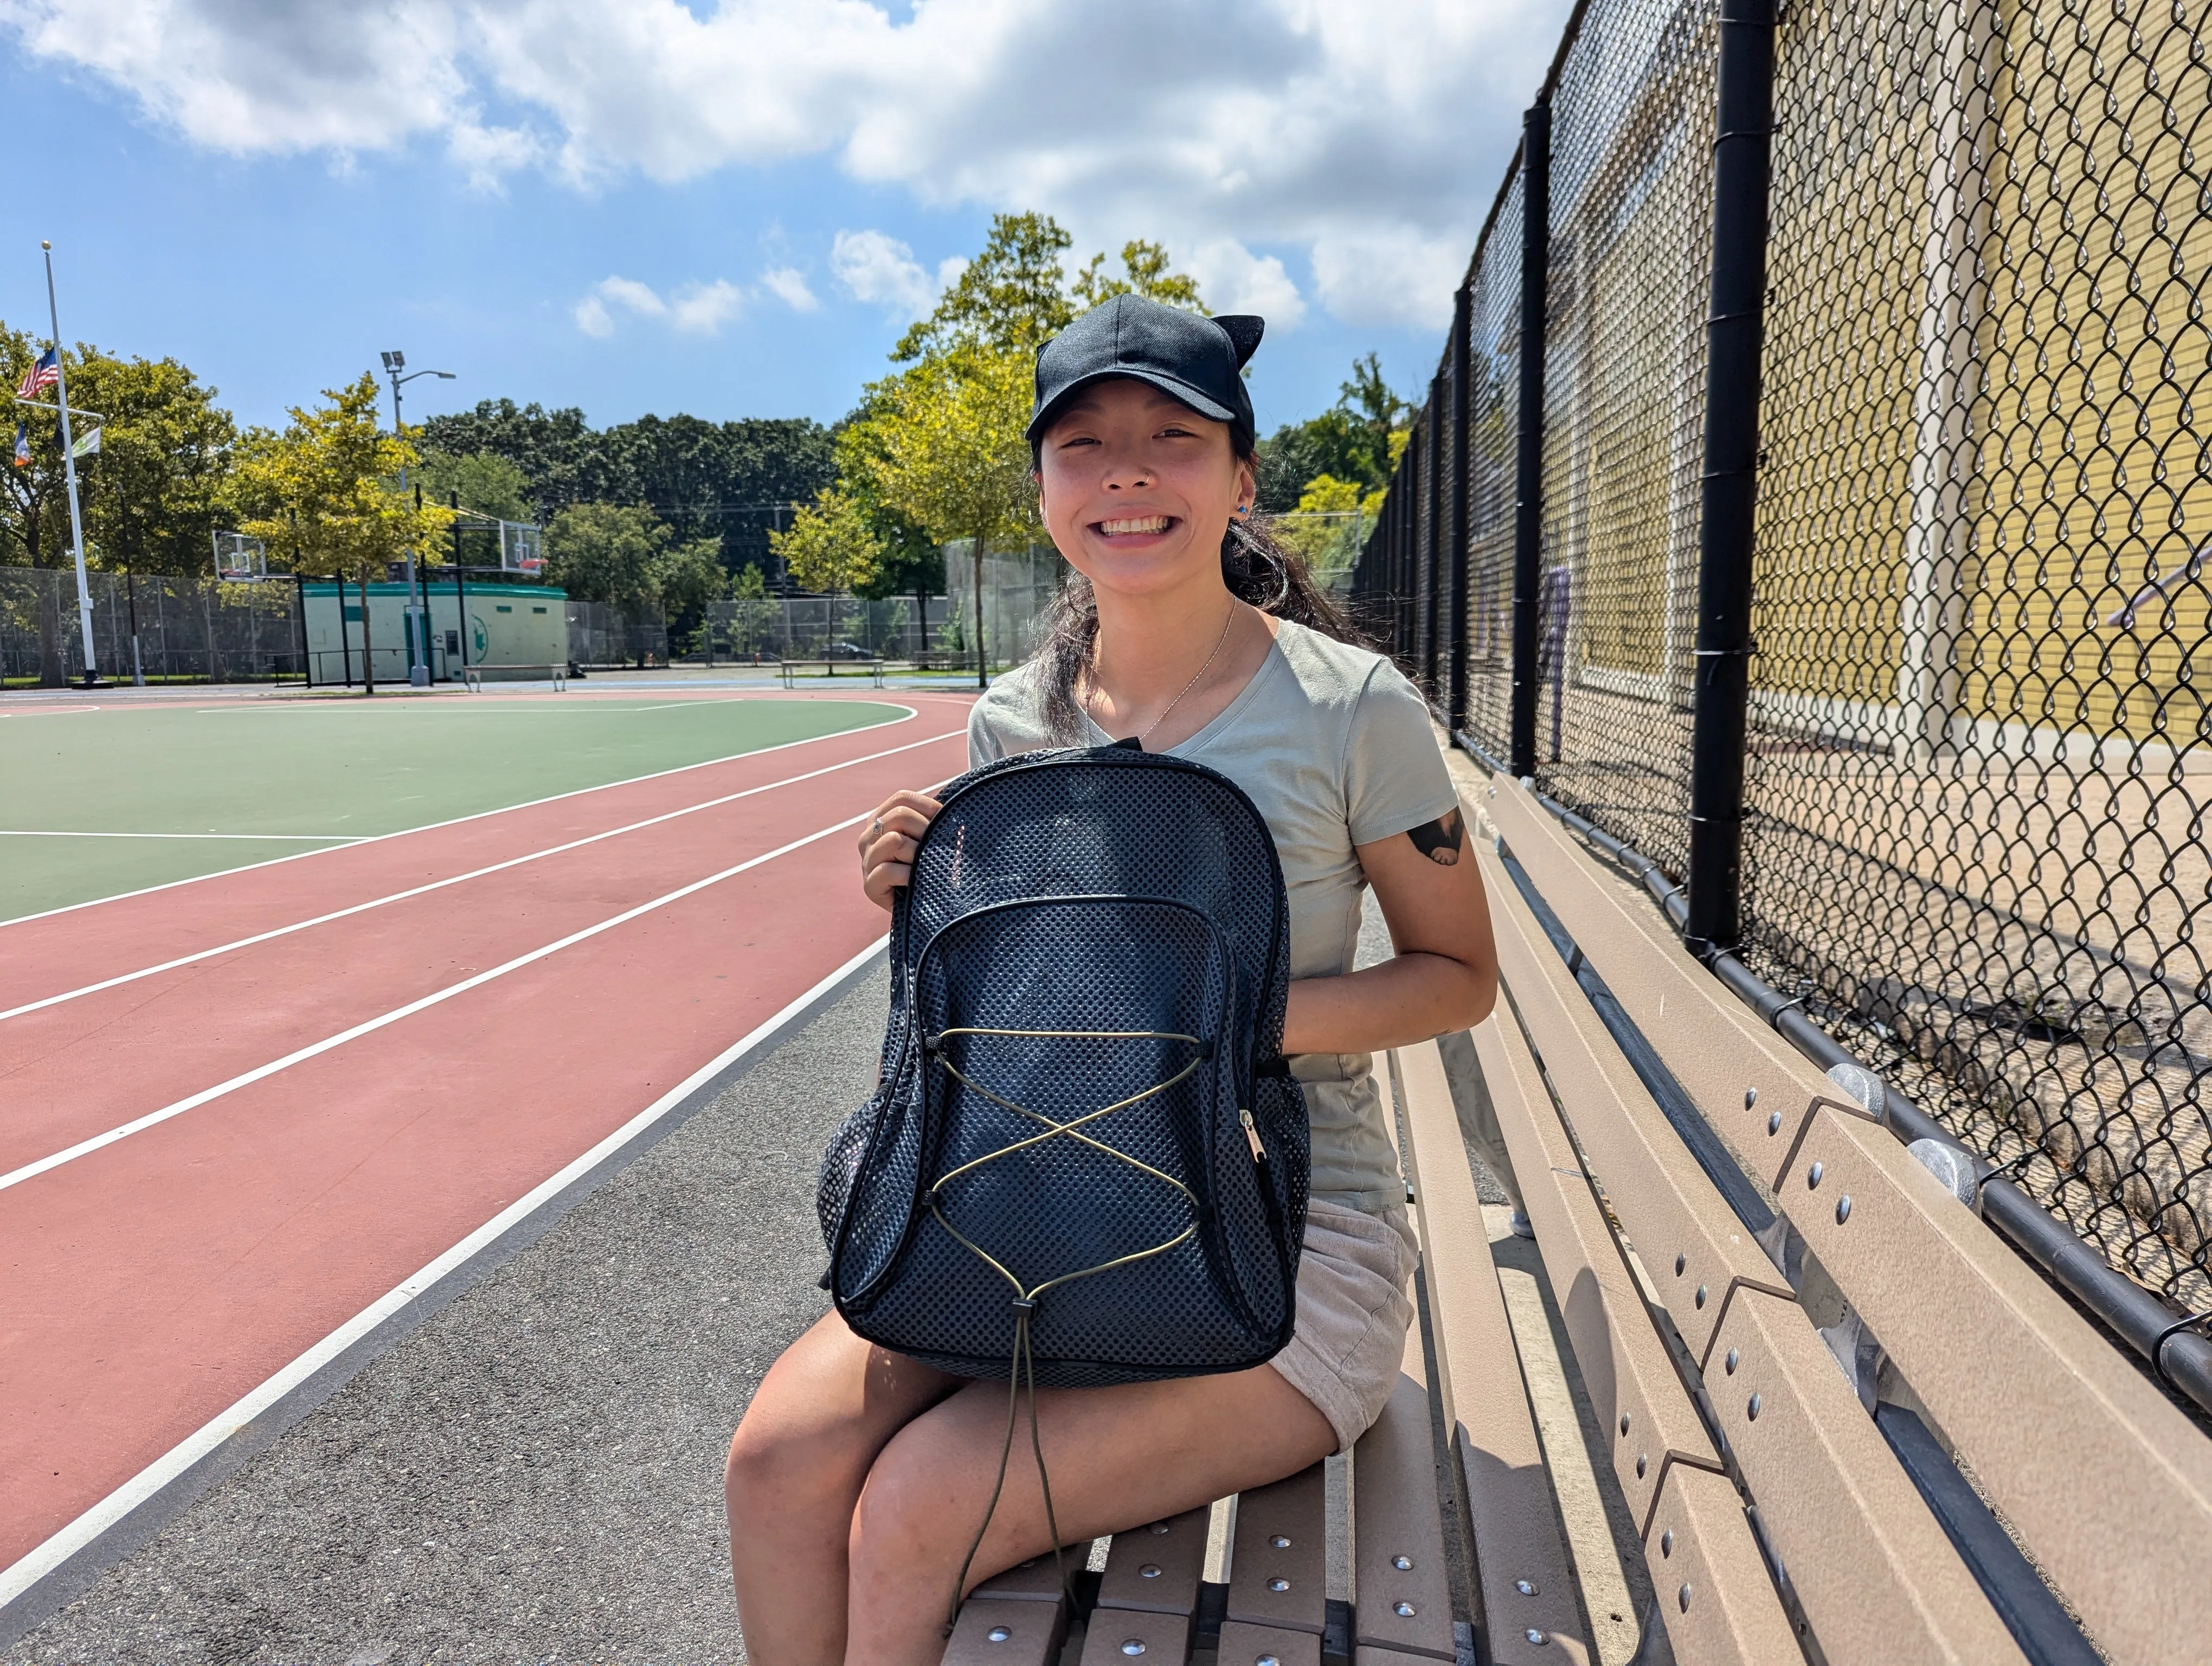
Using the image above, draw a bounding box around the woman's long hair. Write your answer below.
[1030,428,1362,742]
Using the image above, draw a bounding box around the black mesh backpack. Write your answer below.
[814,741,1310,1613]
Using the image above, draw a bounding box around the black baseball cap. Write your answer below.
[1026,293,1265,445]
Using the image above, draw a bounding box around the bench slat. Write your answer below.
[1487,776,2212,1666]
[1224,1463,1327,1635]
[1077,1605,1193,1664]
[1095,1505,1211,1616]
[971,1548,1077,1603]
[1351,1373,1458,1662]
[1641,1463,1803,1666]
[1477,841,2028,1665]
[941,1595,1069,1665]
[1475,842,1790,1365]
[1470,1005,1722,1537]
[1388,1041,1590,1664]
[1213,1619,1321,1666]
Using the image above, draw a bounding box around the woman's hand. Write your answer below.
[859,790,942,911]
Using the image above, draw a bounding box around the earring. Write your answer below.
[1236,502,1250,515]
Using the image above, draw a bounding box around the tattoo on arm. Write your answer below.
[1406,808,1465,866]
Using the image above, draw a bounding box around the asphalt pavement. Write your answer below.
[6,968,888,1666]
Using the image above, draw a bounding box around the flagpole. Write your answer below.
[42,240,100,687]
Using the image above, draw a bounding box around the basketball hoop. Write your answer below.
[213,531,267,583]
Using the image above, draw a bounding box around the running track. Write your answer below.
[0,690,973,1573]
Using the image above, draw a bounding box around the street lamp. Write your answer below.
[380,349,456,687]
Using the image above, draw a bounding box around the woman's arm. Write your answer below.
[1278,802,1498,1056]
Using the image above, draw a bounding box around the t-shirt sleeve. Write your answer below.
[967,696,1007,770]
[1343,661,1461,846]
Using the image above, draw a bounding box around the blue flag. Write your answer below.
[11,422,26,468]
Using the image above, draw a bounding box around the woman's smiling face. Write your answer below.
[1037,377,1256,600]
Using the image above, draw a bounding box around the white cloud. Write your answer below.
[830,229,961,319]
[760,265,818,312]
[574,273,745,336]
[1,0,1566,329]
[1183,240,1306,329]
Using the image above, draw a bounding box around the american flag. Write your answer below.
[16,348,59,401]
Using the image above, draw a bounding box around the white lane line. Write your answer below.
[0,808,880,1195]
[0,932,888,1618]
[0,701,930,933]
[0,831,368,843]
[0,704,100,718]
[0,726,962,1026]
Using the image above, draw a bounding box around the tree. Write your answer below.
[864,343,1039,687]
[1071,239,1209,313]
[228,374,450,695]
[725,562,782,661]
[770,485,883,595]
[544,502,725,666]
[417,400,835,575]
[894,212,1076,362]
[1275,473,1385,577]
[415,450,532,522]
[1251,355,1415,509]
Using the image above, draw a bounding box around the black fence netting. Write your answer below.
[1353,0,2212,1332]
[1,565,304,685]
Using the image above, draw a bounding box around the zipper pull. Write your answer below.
[1239,1107,1266,1162]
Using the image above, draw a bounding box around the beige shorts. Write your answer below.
[1267,1196,1420,1452]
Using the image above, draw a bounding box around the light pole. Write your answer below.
[379,350,455,687]
[40,242,100,686]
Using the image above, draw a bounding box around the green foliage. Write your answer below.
[228,374,452,586]
[545,502,728,662]
[1070,240,1209,313]
[723,562,782,658]
[892,214,1208,362]
[417,400,835,573]
[1,325,237,574]
[1251,354,1415,510]
[415,450,532,523]
[863,344,1039,555]
[893,212,1076,361]
[1275,473,1383,575]
[769,485,882,594]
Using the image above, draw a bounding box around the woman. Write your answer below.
[726,295,1497,1664]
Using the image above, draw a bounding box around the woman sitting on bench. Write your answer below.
[725,296,1499,1664]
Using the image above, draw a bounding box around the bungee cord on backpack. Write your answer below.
[925,1024,1214,1631]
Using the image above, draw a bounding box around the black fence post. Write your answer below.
[1423,373,1445,699]
[1448,281,1474,733]
[1684,0,1777,957]
[1510,96,1552,779]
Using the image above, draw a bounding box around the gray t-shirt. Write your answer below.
[967,618,1461,1214]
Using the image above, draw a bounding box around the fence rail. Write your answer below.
[1354,0,2212,1367]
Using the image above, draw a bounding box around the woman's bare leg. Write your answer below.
[726,1311,960,1665]
[845,1362,1335,1664]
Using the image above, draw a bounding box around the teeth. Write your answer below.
[1099,516,1170,535]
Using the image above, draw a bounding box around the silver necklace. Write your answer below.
[1086,604,1238,748]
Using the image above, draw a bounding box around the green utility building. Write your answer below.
[300,581,568,685]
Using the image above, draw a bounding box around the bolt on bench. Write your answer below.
[942,767,2212,1666]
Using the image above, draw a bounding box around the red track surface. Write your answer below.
[0,691,972,1571]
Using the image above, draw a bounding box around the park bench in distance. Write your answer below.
[461,662,570,691]
[779,657,886,688]
[935,759,2212,1665]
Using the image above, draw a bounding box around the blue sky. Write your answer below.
[3,1,1565,438]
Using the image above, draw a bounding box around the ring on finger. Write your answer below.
[872,817,883,838]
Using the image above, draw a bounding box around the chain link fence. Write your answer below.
[0,565,304,685]
[1354,0,2212,1341]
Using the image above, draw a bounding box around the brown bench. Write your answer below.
[936,751,2212,1665]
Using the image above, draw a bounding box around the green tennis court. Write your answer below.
[0,694,906,921]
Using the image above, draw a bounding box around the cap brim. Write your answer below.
[1025,368,1238,445]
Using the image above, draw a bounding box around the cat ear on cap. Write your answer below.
[1214,315,1265,368]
